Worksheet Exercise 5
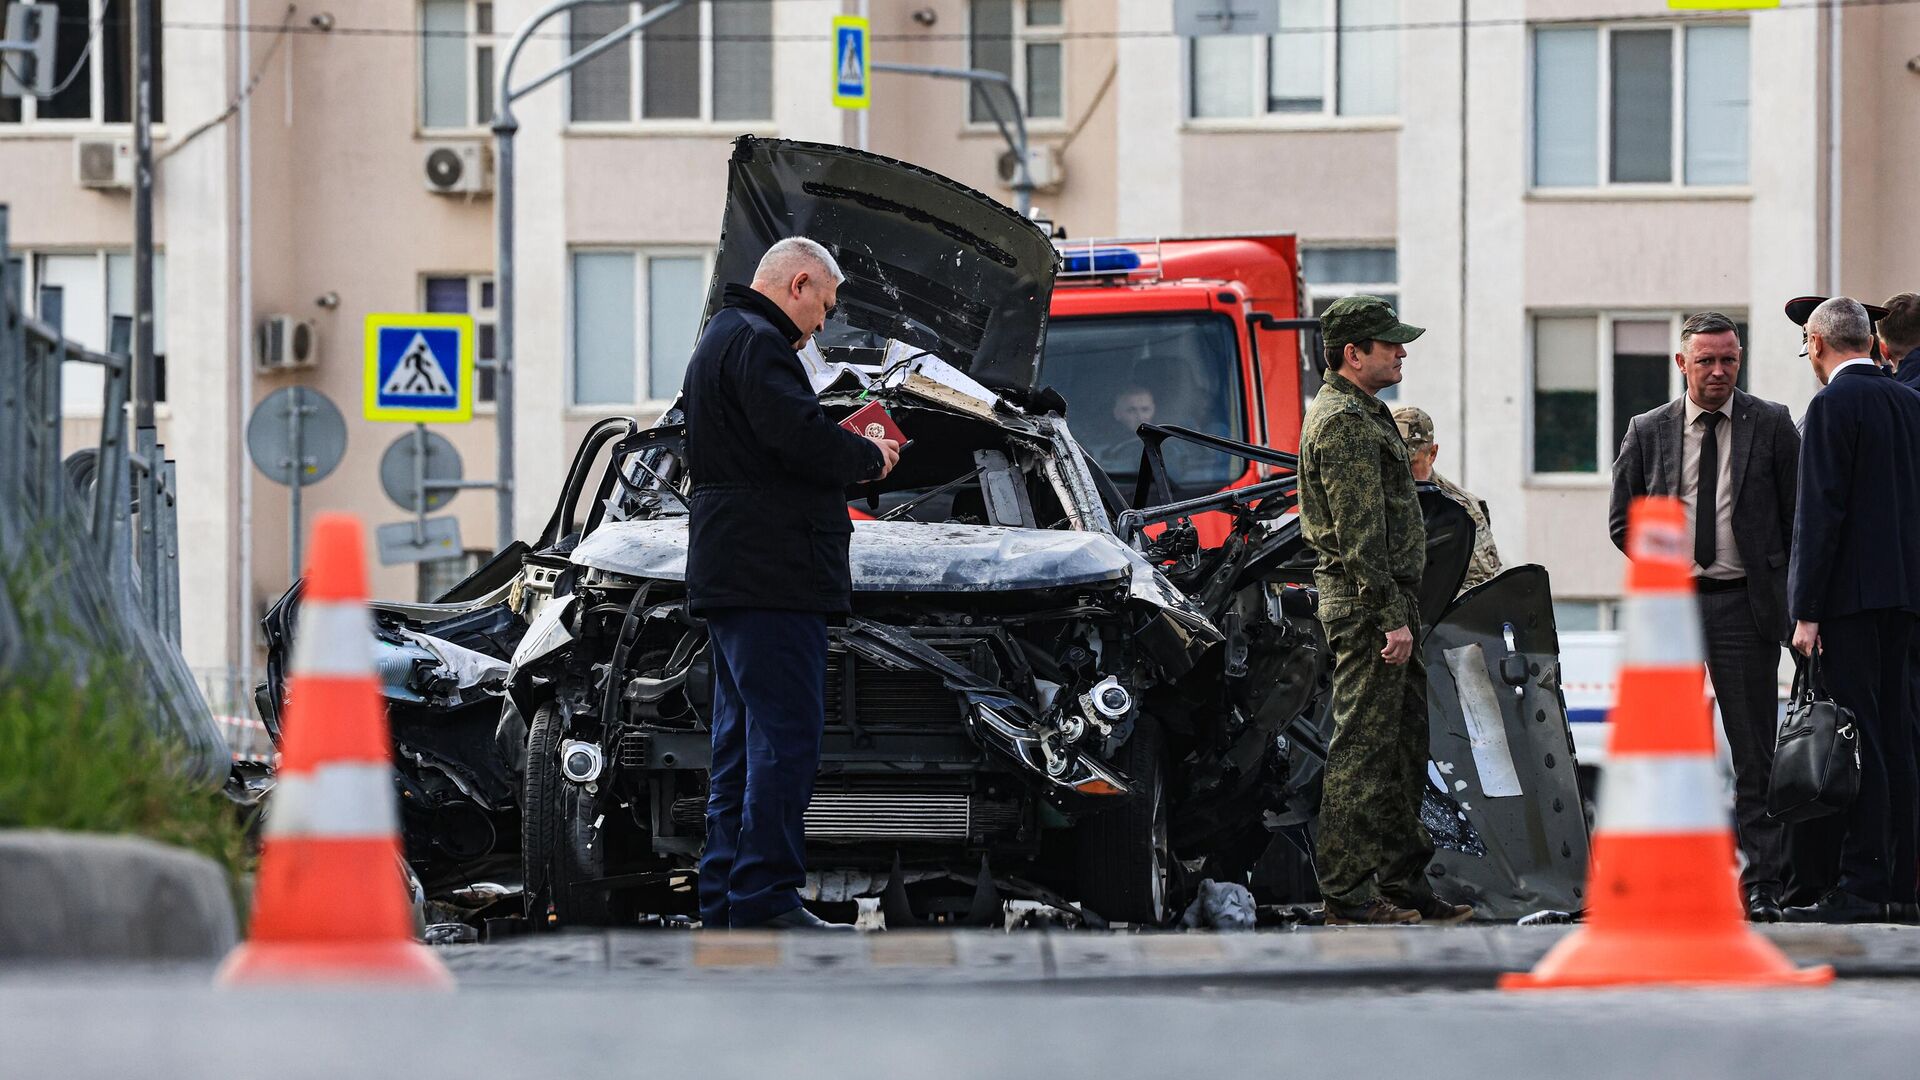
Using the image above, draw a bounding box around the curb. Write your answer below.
[0,830,239,961]
[442,923,1920,987]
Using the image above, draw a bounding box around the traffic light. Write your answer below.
[1,3,59,100]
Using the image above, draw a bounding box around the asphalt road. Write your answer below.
[4,962,1918,1080]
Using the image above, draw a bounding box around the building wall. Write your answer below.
[3,0,1905,678]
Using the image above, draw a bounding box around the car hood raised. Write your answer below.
[704,136,1059,393]
[571,518,1133,593]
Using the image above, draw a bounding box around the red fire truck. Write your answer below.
[1036,236,1317,544]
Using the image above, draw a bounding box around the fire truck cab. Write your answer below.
[1036,235,1315,542]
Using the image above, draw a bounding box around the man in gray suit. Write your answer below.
[1609,311,1801,921]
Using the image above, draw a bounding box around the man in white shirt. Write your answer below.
[1609,311,1801,921]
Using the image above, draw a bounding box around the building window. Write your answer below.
[25,250,167,413]
[1530,312,1749,475]
[420,0,493,130]
[1553,599,1618,632]
[1531,22,1749,189]
[969,0,1063,122]
[570,249,709,407]
[419,548,490,602]
[423,274,496,403]
[1303,246,1398,400]
[0,0,165,126]
[567,0,772,124]
[1189,0,1397,121]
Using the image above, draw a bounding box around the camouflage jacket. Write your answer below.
[1297,373,1427,631]
[1429,469,1503,593]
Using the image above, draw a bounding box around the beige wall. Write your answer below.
[1182,130,1398,241]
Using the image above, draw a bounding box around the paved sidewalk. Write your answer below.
[440,923,1920,987]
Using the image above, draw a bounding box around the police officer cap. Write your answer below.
[1784,295,1890,326]
[1391,406,1435,448]
[1321,295,1426,351]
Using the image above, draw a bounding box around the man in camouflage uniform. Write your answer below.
[1298,296,1472,926]
[1393,405,1504,593]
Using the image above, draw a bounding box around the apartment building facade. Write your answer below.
[3,0,1913,690]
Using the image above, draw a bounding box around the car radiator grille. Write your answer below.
[669,791,1024,842]
[823,639,978,730]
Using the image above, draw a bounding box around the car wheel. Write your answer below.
[1074,715,1177,925]
[521,701,564,928]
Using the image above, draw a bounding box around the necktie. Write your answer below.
[1695,412,1723,570]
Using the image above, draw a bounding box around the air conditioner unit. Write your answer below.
[254,315,317,373]
[996,146,1065,194]
[74,136,134,191]
[423,139,493,196]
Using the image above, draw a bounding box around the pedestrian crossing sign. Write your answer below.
[832,15,869,110]
[363,312,475,423]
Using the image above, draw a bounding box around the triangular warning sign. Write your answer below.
[839,35,862,86]
[383,333,454,396]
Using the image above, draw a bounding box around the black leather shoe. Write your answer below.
[1887,902,1920,925]
[1782,890,1887,924]
[756,905,855,931]
[1746,890,1784,923]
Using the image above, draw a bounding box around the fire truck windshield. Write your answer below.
[1038,313,1247,494]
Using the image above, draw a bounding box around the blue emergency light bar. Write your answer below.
[1061,247,1143,274]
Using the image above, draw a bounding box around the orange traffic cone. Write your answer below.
[218,514,453,988]
[1502,497,1829,990]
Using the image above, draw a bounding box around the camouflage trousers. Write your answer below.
[1314,605,1436,909]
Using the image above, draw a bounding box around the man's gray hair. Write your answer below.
[753,237,845,287]
[1809,297,1874,355]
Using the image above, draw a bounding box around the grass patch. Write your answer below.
[0,543,252,887]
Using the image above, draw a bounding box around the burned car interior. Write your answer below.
[254,137,1590,933]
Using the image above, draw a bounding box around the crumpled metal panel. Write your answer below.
[705,136,1060,392]
[570,517,1135,593]
[1421,565,1591,919]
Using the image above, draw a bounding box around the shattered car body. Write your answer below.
[254,137,1589,926]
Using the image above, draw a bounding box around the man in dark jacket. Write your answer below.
[1784,297,1920,923]
[1607,312,1799,920]
[1878,293,1920,389]
[682,237,898,930]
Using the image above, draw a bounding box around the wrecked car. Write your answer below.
[255,137,1590,927]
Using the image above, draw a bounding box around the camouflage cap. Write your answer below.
[1392,406,1435,448]
[1321,295,1425,351]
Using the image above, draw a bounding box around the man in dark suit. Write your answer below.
[1609,311,1800,921]
[683,237,898,929]
[1784,297,1920,923]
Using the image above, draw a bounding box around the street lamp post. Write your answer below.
[491,0,689,550]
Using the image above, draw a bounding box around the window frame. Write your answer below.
[565,246,714,412]
[420,272,497,408]
[966,0,1067,129]
[20,246,168,414]
[1525,309,1749,482]
[0,0,165,131]
[1526,19,1751,195]
[417,0,496,133]
[564,0,775,131]
[1183,0,1402,129]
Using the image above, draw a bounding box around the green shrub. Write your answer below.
[0,544,252,887]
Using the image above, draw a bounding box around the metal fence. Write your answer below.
[0,204,228,786]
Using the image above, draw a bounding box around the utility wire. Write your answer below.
[46,0,1920,45]
[156,4,297,161]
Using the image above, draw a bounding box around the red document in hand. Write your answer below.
[839,400,907,445]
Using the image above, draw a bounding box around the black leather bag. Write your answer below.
[1767,652,1861,823]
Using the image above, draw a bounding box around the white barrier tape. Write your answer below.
[291,602,376,678]
[1596,755,1726,834]
[1619,593,1703,667]
[265,763,397,839]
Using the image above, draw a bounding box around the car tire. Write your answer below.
[521,701,565,928]
[1074,715,1176,925]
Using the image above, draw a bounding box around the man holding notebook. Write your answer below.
[682,237,899,930]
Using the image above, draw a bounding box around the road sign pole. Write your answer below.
[287,390,304,580]
[412,423,428,545]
